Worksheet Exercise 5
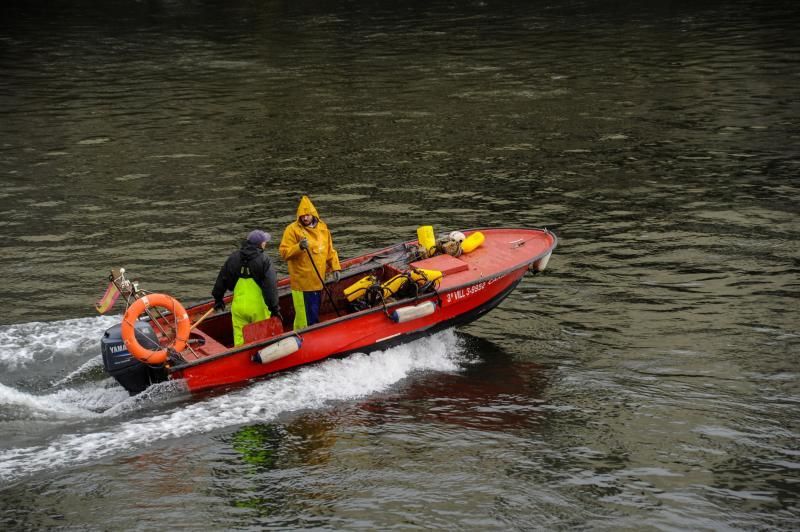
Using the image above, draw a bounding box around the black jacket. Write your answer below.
[212,241,280,315]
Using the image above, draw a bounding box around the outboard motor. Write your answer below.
[101,321,168,395]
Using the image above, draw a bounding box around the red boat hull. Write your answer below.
[138,228,556,393]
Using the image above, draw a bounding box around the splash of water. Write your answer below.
[0,315,119,371]
[0,329,464,484]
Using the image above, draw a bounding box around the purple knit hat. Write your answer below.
[247,230,271,245]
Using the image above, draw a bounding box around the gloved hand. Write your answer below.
[326,270,341,284]
[214,301,225,312]
[299,238,309,250]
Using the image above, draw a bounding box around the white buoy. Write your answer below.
[389,301,436,323]
[531,252,551,273]
[253,336,302,364]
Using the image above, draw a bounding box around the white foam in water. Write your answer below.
[0,330,464,484]
[0,315,120,370]
[0,382,101,420]
[50,355,105,388]
[0,378,133,422]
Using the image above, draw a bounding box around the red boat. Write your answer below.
[100,227,557,394]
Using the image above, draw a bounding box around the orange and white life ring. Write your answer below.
[121,293,190,365]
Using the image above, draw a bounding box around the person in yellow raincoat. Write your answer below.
[279,196,341,330]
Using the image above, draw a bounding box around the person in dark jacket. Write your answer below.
[212,230,281,346]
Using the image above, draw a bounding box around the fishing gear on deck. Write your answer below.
[415,226,484,259]
[343,267,443,312]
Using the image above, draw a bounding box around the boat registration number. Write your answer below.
[445,277,498,304]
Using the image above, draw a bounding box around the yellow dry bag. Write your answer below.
[461,231,485,253]
[417,226,437,257]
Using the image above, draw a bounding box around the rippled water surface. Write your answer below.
[1,0,798,529]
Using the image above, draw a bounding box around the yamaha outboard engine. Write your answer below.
[101,321,168,395]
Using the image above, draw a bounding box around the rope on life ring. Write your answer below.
[121,293,190,365]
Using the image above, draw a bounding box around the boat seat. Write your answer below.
[410,254,469,276]
[243,316,284,344]
[182,330,228,360]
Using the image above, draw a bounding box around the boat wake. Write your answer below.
[0,315,120,371]
[0,317,465,485]
[0,380,126,421]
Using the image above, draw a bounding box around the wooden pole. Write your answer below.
[190,307,215,331]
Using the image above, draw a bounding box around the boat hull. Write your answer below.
[171,265,529,392]
[105,227,557,394]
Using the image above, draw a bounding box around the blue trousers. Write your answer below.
[291,290,321,329]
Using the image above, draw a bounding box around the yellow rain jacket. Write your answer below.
[279,196,341,291]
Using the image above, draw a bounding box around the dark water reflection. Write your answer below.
[202,340,551,529]
[1,0,799,529]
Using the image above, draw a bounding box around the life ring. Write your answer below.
[121,293,190,365]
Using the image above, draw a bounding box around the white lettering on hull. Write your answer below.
[444,277,500,304]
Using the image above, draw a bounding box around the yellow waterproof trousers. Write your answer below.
[231,278,271,346]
